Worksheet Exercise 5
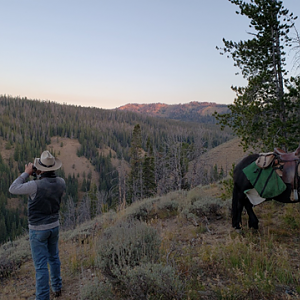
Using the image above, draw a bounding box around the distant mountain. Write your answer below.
[117,101,229,124]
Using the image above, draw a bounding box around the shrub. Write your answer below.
[157,200,179,219]
[124,198,159,221]
[61,210,117,242]
[123,262,186,300]
[80,279,114,300]
[182,198,223,221]
[95,219,187,299]
[123,196,180,222]
[0,235,31,279]
[96,219,161,282]
[181,210,201,226]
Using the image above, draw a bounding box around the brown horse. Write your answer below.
[232,146,300,230]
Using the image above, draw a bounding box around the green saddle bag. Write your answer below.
[243,161,286,198]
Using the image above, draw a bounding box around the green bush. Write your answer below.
[155,200,179,219]
[123,191,185,222]
[182,198,223,221]
[96,219,161,282]
[124,198,159,221]
[0,235,31,279]
[80,279,114,300]
[123,262,186,300]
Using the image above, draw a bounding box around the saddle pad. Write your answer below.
[243,161,286,198]
[244,188,266,206]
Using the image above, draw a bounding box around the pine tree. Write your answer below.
[128,124,143,202]
[142,137,156,197]
[215,0,300,151]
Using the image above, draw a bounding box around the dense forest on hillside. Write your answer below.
[0,95,233,244]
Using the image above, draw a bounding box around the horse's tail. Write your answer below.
[231,154,258,229]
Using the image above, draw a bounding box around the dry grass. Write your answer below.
[48,137,100,187]
[2,180,300,299]
[193,137,253,175]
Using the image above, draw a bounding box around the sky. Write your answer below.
[1,0,300,109]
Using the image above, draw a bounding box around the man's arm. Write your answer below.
[9,163,37,195]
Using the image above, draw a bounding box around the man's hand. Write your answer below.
[25,162,34,175]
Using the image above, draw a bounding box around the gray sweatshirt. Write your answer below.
[9,172,66,230]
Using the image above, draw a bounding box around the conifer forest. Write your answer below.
[0,95,233,244]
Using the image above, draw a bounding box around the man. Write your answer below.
[9,150,66,300]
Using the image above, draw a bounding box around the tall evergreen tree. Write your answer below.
[128,124,143,202]
[142,137,156,197]
[215,0,300,151]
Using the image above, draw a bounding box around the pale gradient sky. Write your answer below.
[1,0,300,109]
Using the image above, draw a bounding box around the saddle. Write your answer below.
[256,146,300,199]
[273,148,300,188]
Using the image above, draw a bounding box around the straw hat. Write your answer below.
[34,150,62,171]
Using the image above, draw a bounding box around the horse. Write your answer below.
[232,145,300,230]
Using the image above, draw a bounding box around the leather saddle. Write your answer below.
[273,147,300,190]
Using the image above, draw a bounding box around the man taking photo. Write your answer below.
[9,150,66,300]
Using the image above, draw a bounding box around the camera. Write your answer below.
[32,165,37,178]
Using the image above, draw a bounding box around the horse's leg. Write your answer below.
[232,184,245,229]
[231,153,259,230]
[244,200,259,229]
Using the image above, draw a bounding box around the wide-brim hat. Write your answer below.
[34,150,62,171]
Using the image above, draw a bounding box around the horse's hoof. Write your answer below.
[235,228,243,234]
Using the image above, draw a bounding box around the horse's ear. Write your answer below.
[295,144,300,157]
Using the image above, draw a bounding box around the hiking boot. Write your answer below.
[54,290,62,297]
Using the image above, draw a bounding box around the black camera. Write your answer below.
[32,165,37,178]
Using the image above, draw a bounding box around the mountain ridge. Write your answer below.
[117,101,229,123]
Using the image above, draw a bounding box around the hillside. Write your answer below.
[55,137,249,184]
[117,101,229,124]
[1,166,300,299]
[2,139,245,299]
[197,137,253,174]
[0,95,236,244]
[2,97,300,298]
[1,185,232,300]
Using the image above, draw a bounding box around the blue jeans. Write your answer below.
[29,226,62,300]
